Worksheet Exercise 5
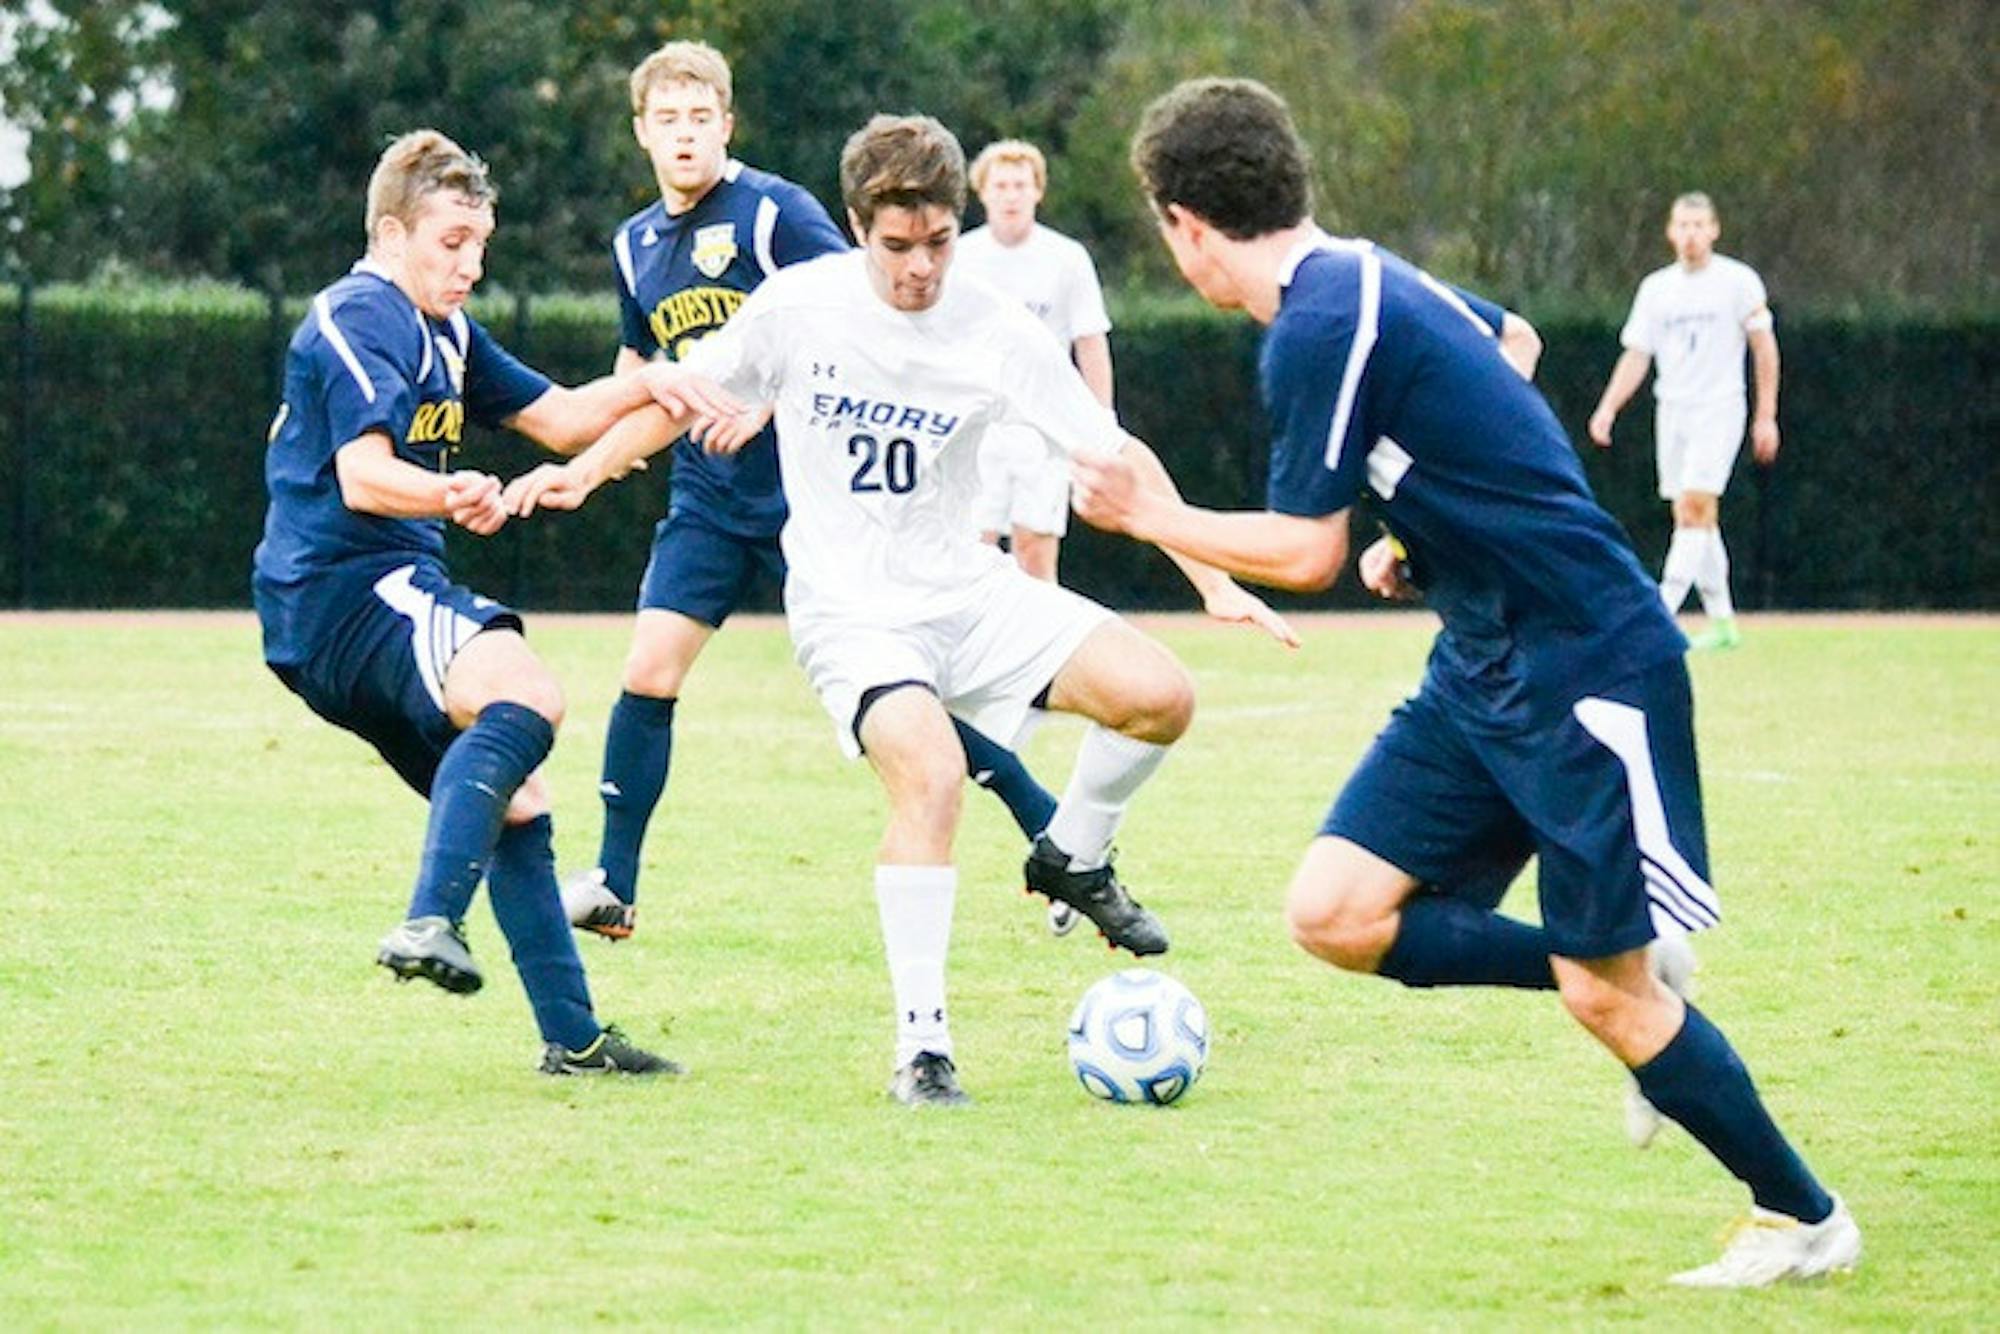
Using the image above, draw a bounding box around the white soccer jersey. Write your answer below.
[680,250,1125,624]
[1619,254,1769,405]
[954,223,1112,348]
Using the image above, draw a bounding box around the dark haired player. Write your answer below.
[562,41,1063,939]
[1072,77,1859,1286]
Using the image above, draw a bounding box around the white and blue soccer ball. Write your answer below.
[1067,969,1208,1105]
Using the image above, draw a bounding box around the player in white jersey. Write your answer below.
[1590,192,1781,650]
[957,140,1114,586]
[505,113,1297,1107]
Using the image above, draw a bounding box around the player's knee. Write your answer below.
[1672,492,1718,528]
[1556,968,1636,1043]
[501,674,566,731]
[890,755,965,826]
[1284,880,1385,972]
[1115,660,1195,744]
[622,637,693,697]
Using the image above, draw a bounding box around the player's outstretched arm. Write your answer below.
[504,403,684,518]
[335,432,508,535]
[504,360,749,456]
[1073,440,1348,597]
[1072,438,1305,647]
[1588,349,1653,447]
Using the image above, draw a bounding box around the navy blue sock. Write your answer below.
[487,815,599,1050]
[408,702,555,923]
[1376,893,1557,989]
[954,719,1057,840]
[1633,1004,1835,1222]
[596,692,676,903]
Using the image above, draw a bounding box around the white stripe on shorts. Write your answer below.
[372,565,482,714]
[1571,695,1721,936]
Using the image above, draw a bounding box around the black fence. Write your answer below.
[1,283,1993,612]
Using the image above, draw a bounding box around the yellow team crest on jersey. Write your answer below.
[692,223,738,279]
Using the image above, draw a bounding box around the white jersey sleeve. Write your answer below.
[992,303,1124,458]
[1734,263,1772,330]
[677,281,787,402]
[1619,273,1662,354]
[1061,239,1112,341]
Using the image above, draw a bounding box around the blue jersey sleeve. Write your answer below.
[769,182,850,266]
[462,317,553,429]
[615,243,657,357]
[312,291,420,449]
[1448,283,1508,339]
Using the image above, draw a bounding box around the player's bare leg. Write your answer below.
[858,686,970,1106]
[1025,619,1190,954]
[1553,950,1856,1285]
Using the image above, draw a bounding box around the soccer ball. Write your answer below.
[1066,969,1209,1105]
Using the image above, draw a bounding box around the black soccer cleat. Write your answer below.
[888,1050,971,1107]
[538,1024,684,1077]
[376,915,483,994]
[1023,835,1169,956]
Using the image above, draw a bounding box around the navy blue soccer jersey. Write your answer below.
[252,260,550,665]
[611,159,849,538]
[1262,232,1684,722]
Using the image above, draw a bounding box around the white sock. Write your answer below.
[1659,527,1705,614]
[875,864,955,1068]
[1044,726,1170,872]
[1694,528,1734,619]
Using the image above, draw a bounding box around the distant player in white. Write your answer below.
[956,140,1114,584]
[1590,192,1780,651]
[506,113,1297,1107]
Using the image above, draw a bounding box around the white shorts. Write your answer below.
[971,425,1070,538]
[1654,398,1748,499]
[791,566,1113,759]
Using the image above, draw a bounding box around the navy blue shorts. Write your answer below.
[637,507,784,627]
[268,562,520,797]
[1323,656,1717,959]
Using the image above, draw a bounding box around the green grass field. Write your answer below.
[1,612,1993,1328]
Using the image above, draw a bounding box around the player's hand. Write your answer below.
[1069,447,1157,538]
[1202,579,1302,649]
[504,462,594,517]
[643,363,746,424]
[1359,536,1420,602]
[692,401,774,455]
[1587,408,1615,448]
[1751,417,1780,466]
[445,470,508,536]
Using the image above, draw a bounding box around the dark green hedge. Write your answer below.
[1,285,1993,611]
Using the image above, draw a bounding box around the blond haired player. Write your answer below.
[1590,192,1780,650]
[957,140,1114,582]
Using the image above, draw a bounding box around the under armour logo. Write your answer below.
[812,362,838,379]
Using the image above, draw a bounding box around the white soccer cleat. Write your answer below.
[1047,901,1079,936]
[1626,932,1701,1148]
[560,867,635,940]
[1669,1195,1861,1288]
